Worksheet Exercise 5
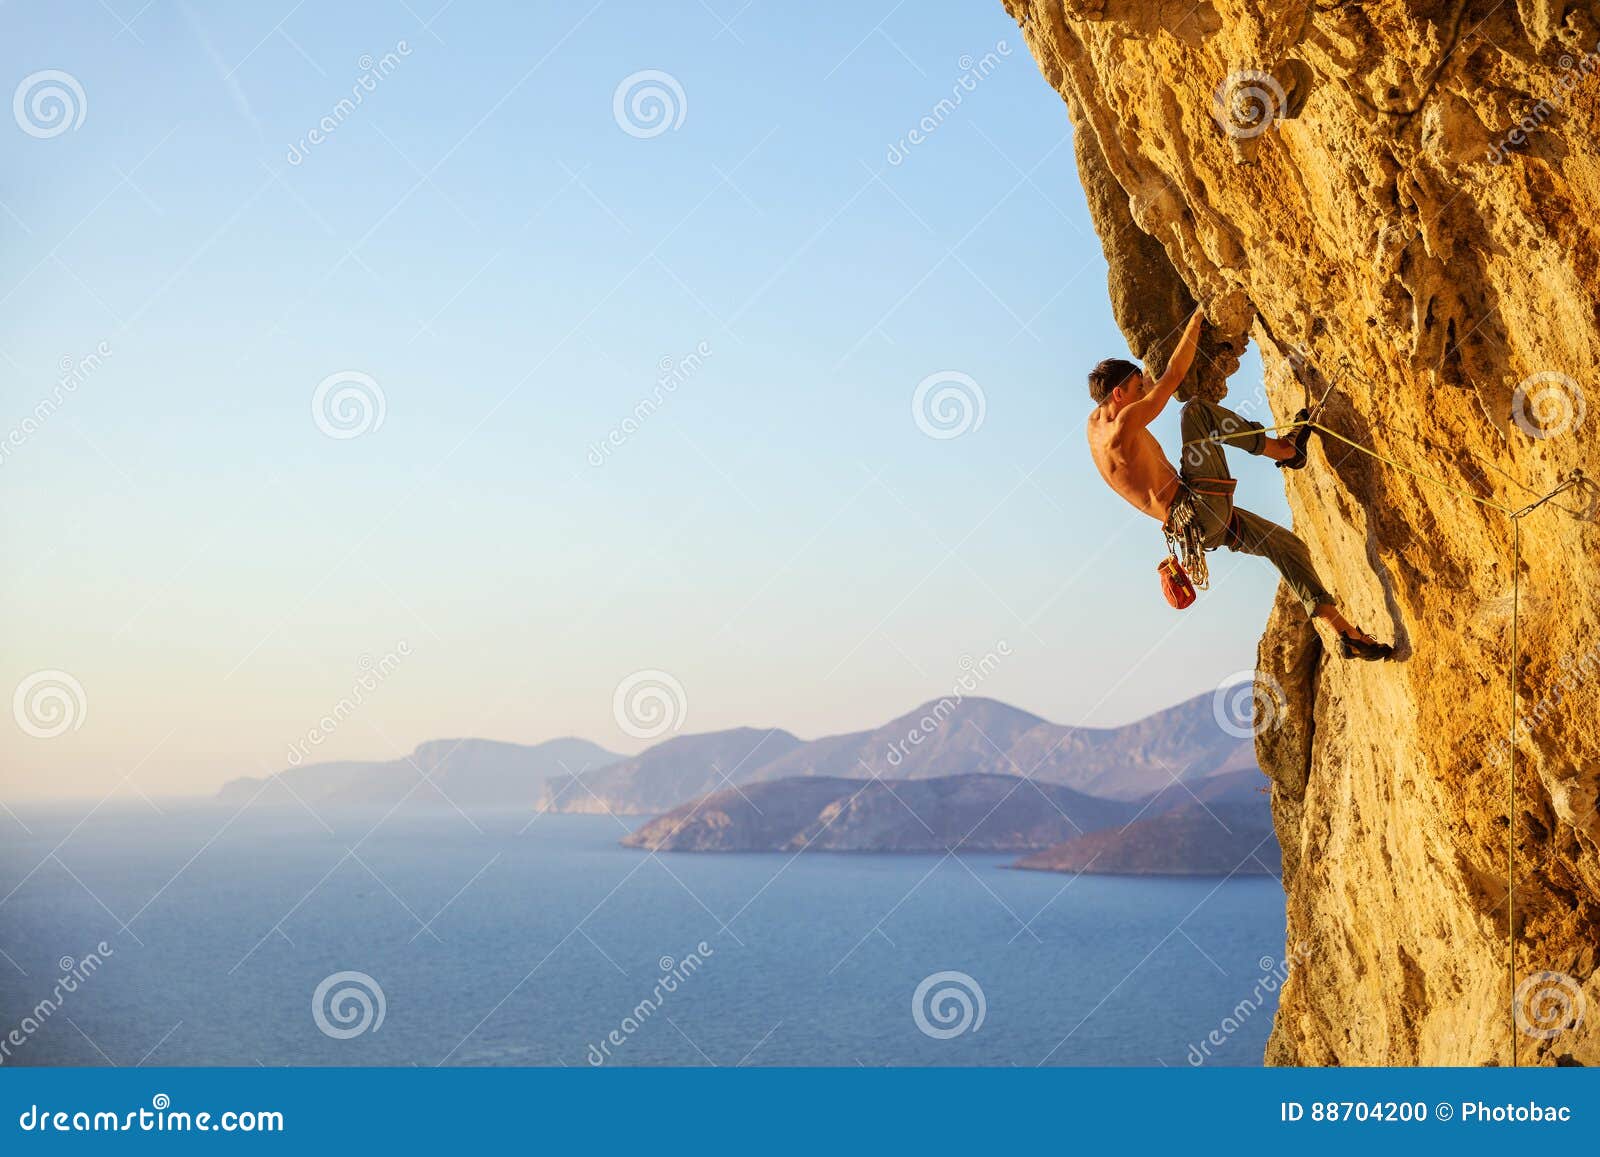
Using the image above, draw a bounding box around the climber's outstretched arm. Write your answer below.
[1120,306,1204,429]
[1154,305,1205,398]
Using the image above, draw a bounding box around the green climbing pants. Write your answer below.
[1175,397,1333,619]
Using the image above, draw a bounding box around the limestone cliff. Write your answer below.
[1005,0,1600,1064]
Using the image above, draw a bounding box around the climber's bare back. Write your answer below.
[1086,402,1181,523]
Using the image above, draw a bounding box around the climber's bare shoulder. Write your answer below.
[1086,404,1181,523]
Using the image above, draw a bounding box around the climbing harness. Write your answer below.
[1172,401,1596,1066]
[1161,475,1239,595]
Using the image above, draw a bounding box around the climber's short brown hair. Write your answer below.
[1088,357,1141,404]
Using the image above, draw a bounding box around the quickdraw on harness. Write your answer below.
[1160,475,1239,605]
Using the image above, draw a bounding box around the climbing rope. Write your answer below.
[1499,470,1586,1068]
[1177,410,1594,1066]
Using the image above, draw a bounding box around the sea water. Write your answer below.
[0,804,1285,1067]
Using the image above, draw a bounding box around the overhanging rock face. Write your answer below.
[1004,0,1600,1064]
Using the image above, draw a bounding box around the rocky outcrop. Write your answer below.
[621,774,1139,853]
[1013,800,1280,877]
[1006,0,1600,1064]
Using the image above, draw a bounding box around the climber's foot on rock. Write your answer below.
[1337,627,1394,662]
[1315,606,1395,661]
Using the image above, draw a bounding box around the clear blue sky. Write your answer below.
[1,0,1289,797]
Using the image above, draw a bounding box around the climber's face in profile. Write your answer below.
[1112,368,1151,409]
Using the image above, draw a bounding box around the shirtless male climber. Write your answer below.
[1085,305,1394,660]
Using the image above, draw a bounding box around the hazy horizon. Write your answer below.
[7,680,1250,803]
[3,2,1291,801]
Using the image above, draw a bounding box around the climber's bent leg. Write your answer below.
[1179,398,1266,481]
[1222,507,1333,620]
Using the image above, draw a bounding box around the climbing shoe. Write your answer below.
[1338,632,1395,661]
[1276,408,1313,470]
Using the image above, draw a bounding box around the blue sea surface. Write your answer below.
[0,805,1286,1067]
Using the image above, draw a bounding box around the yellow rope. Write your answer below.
[1305,422,1516,515]
[1509,519,1520,1070]
[1176,406,1590,1067]
[1182,418,1516,513]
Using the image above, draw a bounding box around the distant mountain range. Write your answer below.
[216,737,620,810]
[540,693,1254,815]
[538,727,803,817]
[215,691,1268,874]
